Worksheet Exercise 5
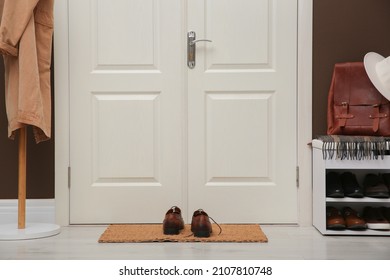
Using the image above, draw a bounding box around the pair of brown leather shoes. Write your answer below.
[326,206,366,230]
[162,206,213,237]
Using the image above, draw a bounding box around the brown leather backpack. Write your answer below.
[327,62,390,136]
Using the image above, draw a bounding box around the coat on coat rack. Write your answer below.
[0,0,54,143]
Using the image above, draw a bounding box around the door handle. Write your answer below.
[187,31,212,69]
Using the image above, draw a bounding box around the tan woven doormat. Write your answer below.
[98,224,268,243]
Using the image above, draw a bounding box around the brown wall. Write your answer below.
[1,0,390,198]
[313,0,390,137]
[0,59,54,199]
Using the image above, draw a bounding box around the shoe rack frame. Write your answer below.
[312,139,390,236]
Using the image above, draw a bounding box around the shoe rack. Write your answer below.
[312,139,390,236]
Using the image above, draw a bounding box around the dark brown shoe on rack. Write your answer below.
[163,206,184,235]
[363,174,390,198]
[191,209,213,237]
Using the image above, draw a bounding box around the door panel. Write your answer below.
[187,0,297,223]
[69,0,297,224]
[91,93,161,186]
[95,0,156,68]
[69,0,184,223]
[205,0,270,69]
[206,93,270,179]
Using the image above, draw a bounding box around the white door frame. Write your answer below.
[54,0,313,226]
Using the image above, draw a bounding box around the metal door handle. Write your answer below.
[190,39,212,45]
[187,31,212,69]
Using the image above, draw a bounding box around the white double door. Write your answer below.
[68,0,298,224]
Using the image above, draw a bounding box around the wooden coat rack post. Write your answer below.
[0,126,60,240]
[18,127,27,229]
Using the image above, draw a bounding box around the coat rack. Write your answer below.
[0,127,61,240]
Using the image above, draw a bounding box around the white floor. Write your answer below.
[0,225,389,260]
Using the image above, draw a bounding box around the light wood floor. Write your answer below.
[0,225,389,260]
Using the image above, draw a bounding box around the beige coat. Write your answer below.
[0,0,54,143]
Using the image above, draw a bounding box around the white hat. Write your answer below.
[364,52,390,101]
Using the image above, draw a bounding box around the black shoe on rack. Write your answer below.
[363,206,390,230]
[381,173,390,193]
[380,207,390,222]
[326,172,344,198]
[340,172,363,198]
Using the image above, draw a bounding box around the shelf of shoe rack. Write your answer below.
[312,139,390,236]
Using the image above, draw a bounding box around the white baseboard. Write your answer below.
[0,199,55,224]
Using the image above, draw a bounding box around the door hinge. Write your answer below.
[68,166,71,189]
[296,166,299,188]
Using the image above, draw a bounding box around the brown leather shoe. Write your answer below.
[163,206,184,235]
[191,209,212,237]
[342,207,367,230]
[326,206,346,230]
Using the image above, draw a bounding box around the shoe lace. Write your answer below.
[209,215,223,236]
